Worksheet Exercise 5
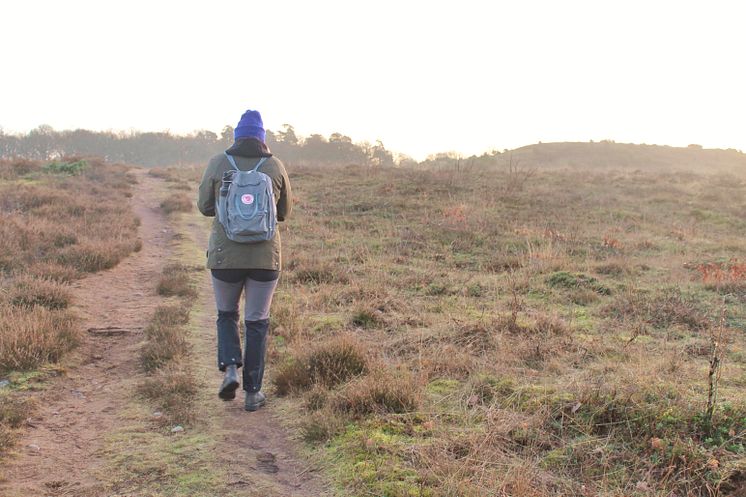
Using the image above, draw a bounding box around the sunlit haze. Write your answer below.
[2,0,745,159]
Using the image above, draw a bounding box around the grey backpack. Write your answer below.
[216,153,277,243]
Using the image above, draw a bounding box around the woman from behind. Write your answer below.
[197,109,292,411]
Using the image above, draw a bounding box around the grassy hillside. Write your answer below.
[423,142,746,176]
[512,142,746,173]
[264,164,746,496]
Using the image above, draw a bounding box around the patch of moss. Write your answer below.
[426,378,461,396]
[546,271,611,295]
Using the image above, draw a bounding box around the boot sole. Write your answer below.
[218,380,240,401]
[244,398,266,412]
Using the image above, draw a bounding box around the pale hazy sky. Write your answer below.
[1,1,744,159]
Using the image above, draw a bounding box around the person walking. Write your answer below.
[197,109,292,411]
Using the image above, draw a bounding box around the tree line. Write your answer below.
[0,124,397,168]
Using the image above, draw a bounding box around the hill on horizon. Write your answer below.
[467,141,746,174]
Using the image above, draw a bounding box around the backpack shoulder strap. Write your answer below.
[224,153,267,172]
[224,152,239,171]
[253,157,268,172]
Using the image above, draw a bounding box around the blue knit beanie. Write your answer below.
[234,110,266,143]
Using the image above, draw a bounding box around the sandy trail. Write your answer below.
[0,169,170,496]
[1,169,327,496]
[185,214,328,496]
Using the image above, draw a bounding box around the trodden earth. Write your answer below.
[0,169,328,497]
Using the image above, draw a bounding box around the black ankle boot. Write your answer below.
[219,364,240,400]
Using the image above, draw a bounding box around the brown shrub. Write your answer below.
[421,345,475,380]
[151,303,191,326]
[273,335,369,395]
[602,287,710,331]
[138,366,198,426]
[332,372,420,416]
[156,264,197,298]
[0,425,14,454]
[26,262,81,283]
[0,305,79,372]
[55,241,130,273]
[0,159,41,179]
[0,394,35,428]
[8,276,72,310]
[291,261,349,285]
[160,193,192,214]
[140,310,190,372]
[302,408,344,443]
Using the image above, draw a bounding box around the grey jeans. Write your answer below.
[212,275,278,320]
[212,275,278,392]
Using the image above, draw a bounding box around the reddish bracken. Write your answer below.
[697,259,746,284]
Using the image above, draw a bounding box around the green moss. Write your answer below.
[546,271,611,295]
[426,378,461,395]
[325,423,434,497]
[310,314,345,332]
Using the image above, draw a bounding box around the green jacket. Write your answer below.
[197,153,292,270]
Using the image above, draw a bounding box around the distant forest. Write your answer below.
[2,125,746,173]
[0,124,399,168]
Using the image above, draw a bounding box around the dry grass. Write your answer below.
[156,263,198,298]
[8,276,72,310]
[138,267,198,426]
[160,193,193,214]
[138,366,199,426]
[331,372,420,416]
[0,158,138,458]
[266,165,746,496]
[273,334,369,395]
[0,158,138,373]
[0,304,79,371]
[0,393,36,454]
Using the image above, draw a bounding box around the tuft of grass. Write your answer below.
[26,262,81,283]
[138,366,198,426]
[0,393,33,453]
[156,264,198,298]
[603,287,711,331]
[273,335,369,395]
[56,241,134,273]
[8,276,72,310]
[332,372,420,416]
[160,193,193,214]
[302,408,345,443]
[350,307,382,328]
[546,271,611,295]
[152,303,191,326]
[140,305,191,372]
[0,305,79,372]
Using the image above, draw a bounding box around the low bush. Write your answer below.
[332,372,420,416]
[160,193,192,214]
[302,408,345,442]
[138,366,198,426]
[602,287,711,331]
[43,160,88,175]
[156,264,197,298]
[273,335,369,395]
[546,271,611,295]
[8,276,72,310]
[26,262,80,283]
[0,305,79,372]
[140,306,190,372]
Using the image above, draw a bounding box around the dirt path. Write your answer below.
[0,169,328,497]
[0,169,171,496]
[184,215,328,496]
